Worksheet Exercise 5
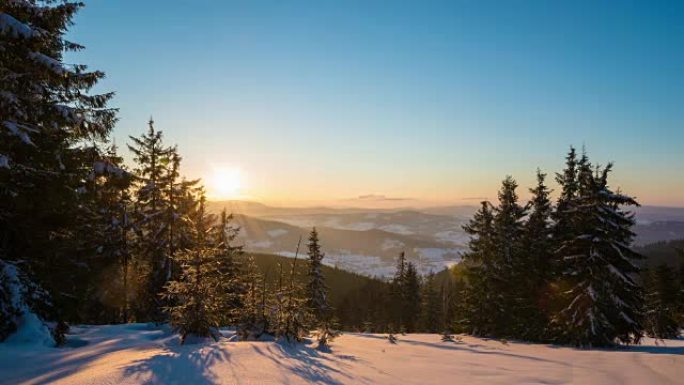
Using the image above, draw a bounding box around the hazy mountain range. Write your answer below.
[208,200,684,277]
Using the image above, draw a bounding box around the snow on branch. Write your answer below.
[28,52,66,75]
[0,154,9,169]
[92,160,130,179]
[3,121,36,145]
[0,13,40,39]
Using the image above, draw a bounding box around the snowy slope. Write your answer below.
[1,324,683,385]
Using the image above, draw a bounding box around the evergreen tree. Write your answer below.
[643,264,680,339]
[402,262,421,332]
[553,147,580,244]
[390,251,407,328]
[555,162,644,346]
[274,238,309,342]
[306,227,331,323]
[215,210,244,326]
[461,201,497,336]
[127,120,175,321]
[492,176,528,337]
[420,272,441,333]
[516,170,553,339]
[85,145,134,323]
[238,256,267,340]
[162,192,225,343]
[0,1,116,340]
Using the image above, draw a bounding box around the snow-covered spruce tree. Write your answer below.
[305,227,337,346]
[238,255,268,340]
[127,120,175,321]
[162,191,228,343]
[491,176,528,337]
[273,239,310,342]
[82,144,134,323]
[0,260,56,344]
[0,1,116,341]
[162,152,200,279]
[460,201,497,336]
[306,227,331,323]
[555,161,644,347]
[552,147,580,244]
[516,170,554,340]
[643,264,680,339]
[214,209,244,326]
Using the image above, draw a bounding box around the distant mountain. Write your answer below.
[228,214,463,277]
[633,221,684,246]
[208,200,684,277]
[633,206,684,224]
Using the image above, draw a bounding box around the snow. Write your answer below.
[381,238,405,250]
[378,224,413,235]
[3,121,35,145]
[267,229,288,238]
[28,52,66,75]
[0,261,54,347]
[1,324,683,385]
[0,154,9,169]
[0,13,39,39]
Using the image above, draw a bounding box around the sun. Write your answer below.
[208,167,242,199]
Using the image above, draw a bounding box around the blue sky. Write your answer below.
[67,0,683,206]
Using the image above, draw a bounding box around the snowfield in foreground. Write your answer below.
[1,324,683,385]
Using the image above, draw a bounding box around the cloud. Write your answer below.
[348,194,414,202]
[458,196,490,201]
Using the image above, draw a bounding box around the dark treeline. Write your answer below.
[1,1,683,349]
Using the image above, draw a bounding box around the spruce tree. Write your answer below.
[274,238,309,342]
[390,252,407,328]
[461,201,497,336]
[492,176,528,337]
[402,262,422,332]
[238,256,267,340]
[555,161,644,346]
[1,1,116,340]
[517,170,553,339]
[553,147,579,245]
[127,120,175,321]
[162,191,225,343]
[306,227,331,323]
[85,145,134,323]
[643,264,680,339]
[215,210,244,326]
[420,272,441,333]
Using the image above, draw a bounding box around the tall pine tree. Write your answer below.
[1,1,116,341]
[555,161,644,346]
[306,227,331,324]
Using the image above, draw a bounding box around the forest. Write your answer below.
[2,1,683,353]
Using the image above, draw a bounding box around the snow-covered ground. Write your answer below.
[1,324,683,385]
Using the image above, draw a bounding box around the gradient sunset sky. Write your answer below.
[67,0,683,206]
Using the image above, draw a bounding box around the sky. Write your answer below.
[66,0,683,207]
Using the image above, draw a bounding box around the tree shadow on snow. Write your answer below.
[592,344,684,355]
[250,340,367,385]
[354,334,568,365]
[122,342,231,385]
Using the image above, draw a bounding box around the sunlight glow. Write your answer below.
[208,167,242,200]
